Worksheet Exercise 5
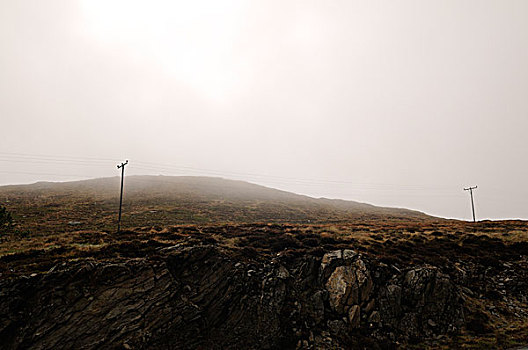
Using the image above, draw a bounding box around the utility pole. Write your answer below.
[464,186,478,222]
[117,160,128,232]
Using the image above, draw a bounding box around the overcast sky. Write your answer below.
[1,0,527,220]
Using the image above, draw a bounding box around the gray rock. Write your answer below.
[325,258,372,314]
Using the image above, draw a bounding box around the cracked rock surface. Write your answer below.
[0,246,466,349]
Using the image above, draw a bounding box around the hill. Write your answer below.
[0,176,527,348]
[0,175,431,234]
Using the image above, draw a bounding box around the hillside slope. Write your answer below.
[0,176,431,234]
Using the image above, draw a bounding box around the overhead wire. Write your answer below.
[0,151,123,163]
[0,170,91,178]
[0,151,464,194]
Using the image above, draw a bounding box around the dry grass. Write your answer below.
[0,177,527,349]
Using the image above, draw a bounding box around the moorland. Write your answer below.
[0,176,526,349]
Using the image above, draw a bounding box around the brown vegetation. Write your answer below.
[0,177,527,349]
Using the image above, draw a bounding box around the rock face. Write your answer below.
[325,253,373,314]
[0,246,465,349]
[318,250,463,347]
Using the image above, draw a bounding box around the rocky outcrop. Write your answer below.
[0,246,465,349]
[315,249,464,347]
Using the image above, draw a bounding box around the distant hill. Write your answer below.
[0,176,432,233]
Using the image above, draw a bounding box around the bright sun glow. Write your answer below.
[79,0,248,101]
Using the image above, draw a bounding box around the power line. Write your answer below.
[0,151,463,193]
[0,158,112,168]
[0,167,460,197]
[0,170,89,178]
[132,160,450,189]
[0,151,453,190]
[0,151,122,163]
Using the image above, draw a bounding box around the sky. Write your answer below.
[1,0,527,220]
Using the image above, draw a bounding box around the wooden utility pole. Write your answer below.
[464,186,477,222]
[117,160,128,232]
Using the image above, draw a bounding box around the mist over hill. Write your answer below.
[0,176,430,233]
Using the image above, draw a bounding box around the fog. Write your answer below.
[1,0,527,220]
